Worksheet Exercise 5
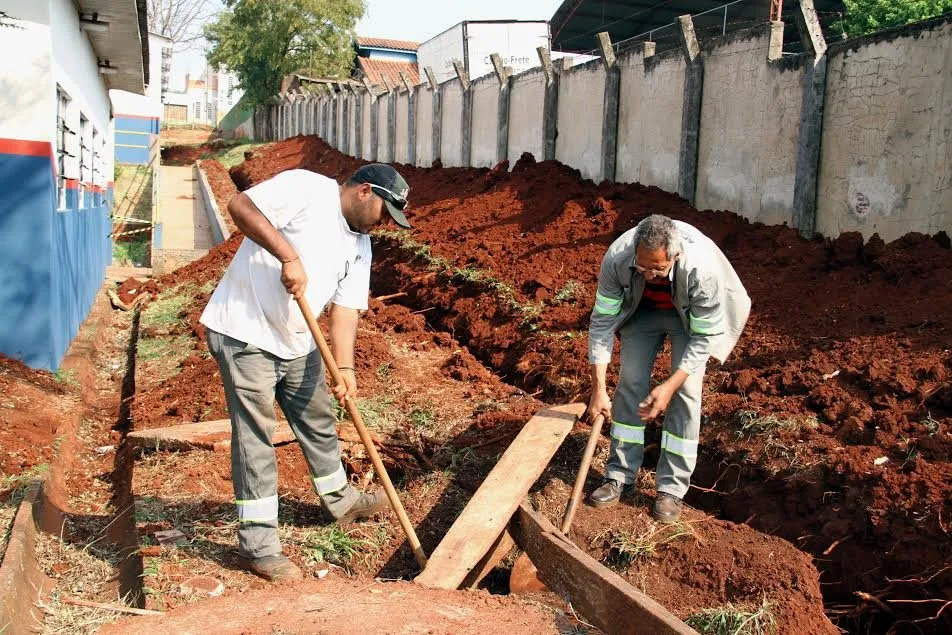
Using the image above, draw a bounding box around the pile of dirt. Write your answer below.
[197,159,238,229]
[219,135,951,632]
[0,355,74,483]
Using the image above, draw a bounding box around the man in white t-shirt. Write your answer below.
[201,163,411,582]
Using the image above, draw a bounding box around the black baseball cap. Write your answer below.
[351,164,411,228]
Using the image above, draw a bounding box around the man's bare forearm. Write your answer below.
[228,193,298,263]
[591,363,609,391]
[328,304,359,369]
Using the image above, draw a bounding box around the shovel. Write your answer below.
[509,413,607,593]
[296,296,428,570]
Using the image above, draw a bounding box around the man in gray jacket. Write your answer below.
[587,215,750,522]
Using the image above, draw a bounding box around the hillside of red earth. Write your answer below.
[217,134,952,634]
[119,231,835,631]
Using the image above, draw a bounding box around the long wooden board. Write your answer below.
[414,403,583,589]
[127,420,372,452]
[516,502,696,635]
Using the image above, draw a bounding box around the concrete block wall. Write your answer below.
[376,93,391,163]
[695,25,805,227]
[470,76,501,168]
[556,60,607,182]
[361,92,374,160]
[816,19,952,242]
[616,48,684,193]
[395,90,410,164]
[415,87,434,167]
[507,69,546,165]
[440,81,464,166]
[257,13,952,242]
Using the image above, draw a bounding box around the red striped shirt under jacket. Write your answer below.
[640,277,675,310]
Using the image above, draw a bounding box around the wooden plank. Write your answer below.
[415,403,582,590]
[516,502,696,635]
[460,529,516,589]
[128,420,371,453]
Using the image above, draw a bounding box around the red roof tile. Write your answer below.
[358,58,420,88]
[356,37,419,52]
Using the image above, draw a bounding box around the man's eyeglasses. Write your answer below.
[634,261,673,277]
[369,184,408,210]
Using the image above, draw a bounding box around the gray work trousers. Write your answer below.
[606,308,704,499]
[207,329,359,559]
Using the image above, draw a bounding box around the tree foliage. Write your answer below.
[205,0,364,105]
[834,0,952,37]
[147,0,220,48]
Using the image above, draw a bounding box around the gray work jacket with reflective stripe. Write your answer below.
[588,220,751,374]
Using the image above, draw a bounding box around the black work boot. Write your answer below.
[652,492,683,523]
[337,490,387,524]
[589,479,625,509]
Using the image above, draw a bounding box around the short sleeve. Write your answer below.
[244,170,314,230]
[332,236,372,310]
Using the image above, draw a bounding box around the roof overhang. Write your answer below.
[80,0,149,94]
[551,0,845,53]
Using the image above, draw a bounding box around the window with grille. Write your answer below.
[194,101,201,119]
[55,87,72,210]
[91,128,100,207]
[79,114,90,209]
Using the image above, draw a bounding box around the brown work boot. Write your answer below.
[652,492,683,523]
[589,479,625,509]
[238,553,303,582]
[336,489,387,524]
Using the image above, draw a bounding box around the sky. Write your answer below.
[171,0,564,90]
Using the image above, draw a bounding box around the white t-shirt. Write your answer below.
[200,169,371,360]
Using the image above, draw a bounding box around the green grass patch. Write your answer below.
[297,525,382,567]
[208,142,270,168]
[606,521,698,567]
[554,280,584,303]
[732,410,818,438]
[409,407,435,431]
[141,286,193,330]
[138,335,193,362]
[52,368,80,389]
[113,239,150,267]
[686,598,777,635]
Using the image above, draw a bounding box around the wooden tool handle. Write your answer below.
[560,413,606,534]
[296,297,428,569]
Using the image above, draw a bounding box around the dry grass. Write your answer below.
[686,597,778,635]
[35,518,127,634]
[596,520,700,567]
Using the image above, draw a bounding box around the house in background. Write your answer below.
[110,31,172,165]
[0,0,147,370]
[162,67,242,126]
[353,37,420,87]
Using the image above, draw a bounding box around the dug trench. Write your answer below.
[114,136,948,633]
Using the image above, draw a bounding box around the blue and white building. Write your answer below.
[0,0,148,369]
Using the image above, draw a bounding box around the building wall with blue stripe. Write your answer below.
[115,115,158,166]
[0,148,112,370]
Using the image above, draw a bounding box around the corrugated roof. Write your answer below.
[357,58,420,88]
[356,37,420,51]
[550,0,846,53]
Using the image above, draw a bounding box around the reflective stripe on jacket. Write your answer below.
[588,219,751,373]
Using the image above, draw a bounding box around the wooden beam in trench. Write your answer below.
[514,502,697,635]
[414,403,583,590]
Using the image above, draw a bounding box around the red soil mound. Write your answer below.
[224,136,951,633]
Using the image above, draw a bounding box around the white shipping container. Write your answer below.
[417,21,551,85]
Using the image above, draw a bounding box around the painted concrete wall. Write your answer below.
[470,77,500,168]
[0,0,116,369]
[696,27,804,226]
[395,90,410,164]
[507,69,545,165]
[377,94,391,163]
[616,49,684,193]
[361,93,373,160]
[556,61,606,181]
[440,81,463,167]
[817,20,952,241]
[415,88,434,167]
